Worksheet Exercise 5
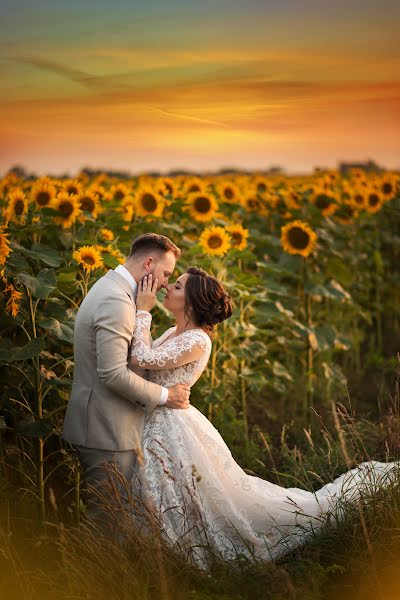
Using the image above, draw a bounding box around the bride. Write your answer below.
[128,266,398,569]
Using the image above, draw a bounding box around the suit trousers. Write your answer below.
[73,444,138,536]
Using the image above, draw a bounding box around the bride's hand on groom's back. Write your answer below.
[166,384,191,409]
[137,274,158,312]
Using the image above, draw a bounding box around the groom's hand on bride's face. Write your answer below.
[165,384,191,410]
[136,274,159,312]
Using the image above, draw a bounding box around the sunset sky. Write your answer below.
[1,0,399,175]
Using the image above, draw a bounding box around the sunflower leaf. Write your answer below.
[39,318,74,343]
[10,241,62,267]
[14,418,53,438]
[15,269,57,299]
[0,338,46,363]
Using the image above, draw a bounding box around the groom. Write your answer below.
[62,233,191,526]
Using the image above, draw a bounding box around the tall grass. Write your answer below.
[1,362,400,600]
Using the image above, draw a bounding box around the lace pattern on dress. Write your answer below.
[130,311,212,385]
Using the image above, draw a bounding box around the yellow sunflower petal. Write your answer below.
[281,220,317,258]
[72,245,104,273]
[199,226,231,257]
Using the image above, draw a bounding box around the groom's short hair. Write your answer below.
[128,233,181,259]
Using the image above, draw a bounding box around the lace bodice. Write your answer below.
[130,311,212,387]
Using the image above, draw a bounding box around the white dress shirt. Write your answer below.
[114,264,168,405]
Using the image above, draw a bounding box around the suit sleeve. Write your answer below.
[129,311,209,371]
[94,292,162,413]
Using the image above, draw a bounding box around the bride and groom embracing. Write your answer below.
[62,232,398,568]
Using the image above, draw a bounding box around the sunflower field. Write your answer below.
[0,167,400,595]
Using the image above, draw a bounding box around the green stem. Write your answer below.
[240,359,249,449]
[75,467,81,525]
[27,288,45,525]
[306,293,314,409]
[57,289,80,310]
[81,271,89,298]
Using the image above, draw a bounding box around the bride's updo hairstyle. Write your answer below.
[184,267,233,336]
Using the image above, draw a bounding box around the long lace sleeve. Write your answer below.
[129,311,211,371]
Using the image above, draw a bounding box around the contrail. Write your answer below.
[6,55,228,127]
[149,106,228,127]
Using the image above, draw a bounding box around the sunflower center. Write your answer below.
[224,187,234,200]
[354,194,364,205]
[194,196,212,213]
[14,200,25,215]
[231,232,243,245]
[247,198,259,210]
[188,184,201,193]
[141,193,157,212]
[340,205,355,218]
[257,182,267,193]
[287,227,310,250]
[114,190,125,201]
[67,186,79,195]
[315,194,332,210]
[59,201,74,217]
[368,194,379,206]
[37,191,51,206]
[208,235,223,249]
[80,197,95,212]
[82,255,95,266]
[165,183,173,194]
[382,182,393,195]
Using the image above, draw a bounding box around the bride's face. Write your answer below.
[163,273,189,314]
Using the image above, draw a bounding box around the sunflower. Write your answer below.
[335,202,359,225]
[96,244,125,267]
[6,285,23,317]
[0,227,12,265]
[226,224,249,251]
[310,189,337,217]
[181,177,207,196]
[199,226,231,257]
[87,183,106,202]
[280,189,302,211]
[77,189,102,218]
[349,188,367,210]
[240,194,266,214]
[184,192,218,222]
[253,176,270,195]
[78,171,90,183]
[324,169,339,183]
[73,245,104,273]
[0,269,23,317]
[31,177,57,209]
[134,187,165,218]
[99,228,114,242]
[52,192,82,228]
[156,177,176,198]
[216,181,241,204]
[62,179,83,197]
[349,168,367,182]
[4,189,29,224]
[377,174,398,201]
[365,189,384,214]
[110,183,131,202]
[121,196,135,222]
[281,220,317,258]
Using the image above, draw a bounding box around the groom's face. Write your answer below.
[146,250,176,290]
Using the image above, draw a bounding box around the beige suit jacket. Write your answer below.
[62,269,162,451]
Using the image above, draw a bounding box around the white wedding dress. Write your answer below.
[130,311,399,569]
